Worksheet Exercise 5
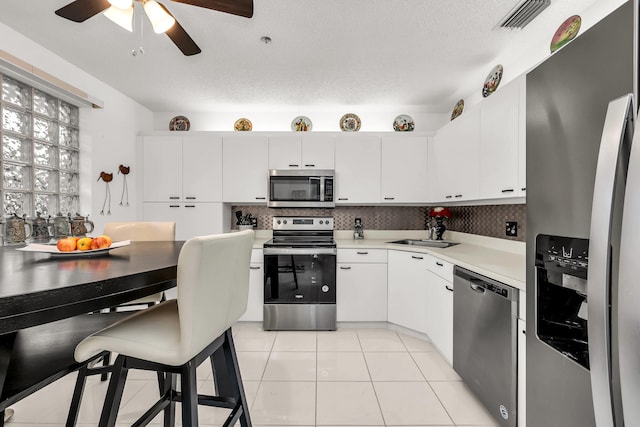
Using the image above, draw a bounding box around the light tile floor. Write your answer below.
[6,322,499,426]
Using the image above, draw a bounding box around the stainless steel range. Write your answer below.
[263,216,336,331]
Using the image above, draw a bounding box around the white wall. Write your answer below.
[0,22,153,234]
[154,108,448,133]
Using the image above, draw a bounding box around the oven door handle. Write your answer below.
[263,247,337,256]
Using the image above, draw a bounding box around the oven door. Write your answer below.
[263,248,336,304]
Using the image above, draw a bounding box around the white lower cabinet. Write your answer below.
[425,268,454,364]
[337,249,387,321]
[239,249,263,322]
[387,250,428,334]
[142,202,224,241]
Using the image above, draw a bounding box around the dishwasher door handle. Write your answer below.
[470,283,486,293]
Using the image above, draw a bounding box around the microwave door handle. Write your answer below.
[588,94,634,427]
[618,103,640,427]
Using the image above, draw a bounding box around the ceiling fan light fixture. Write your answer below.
[108,0,134,9]
[143,0,176,34]
[103,5,134,32]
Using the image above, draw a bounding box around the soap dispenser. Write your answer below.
[354,217,364,240]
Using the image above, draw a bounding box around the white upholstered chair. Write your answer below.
[74,230,255,426]
[103,222,176,306]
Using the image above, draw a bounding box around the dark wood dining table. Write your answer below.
[0,241,183,334]
[0,240,184,414]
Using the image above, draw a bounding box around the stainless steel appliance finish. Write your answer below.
[526,2,636,426]
[268,169,335,208]
[263,216,337,331]
[453,266,518,427]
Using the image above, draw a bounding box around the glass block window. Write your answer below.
[1,74,80,217]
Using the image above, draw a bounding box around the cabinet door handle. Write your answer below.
[454,194,463,198]
[169,196,180,200]
[521,187,527,191]
[411,255,424,260]
[445,285,454,292]
[289,164,299,167]
[340,266,352,270]
[250,266,261,270]
[384,197,395,200]
[357,251,369,255]
[338,198,349,200]
[169,205,180,208]
[436,262,444,267]
[255,197,266,200]
[185,196,196,200]
[445,195,453,199]
[501,189,515,193]
[304,164,315,167]
[185,205,196,208]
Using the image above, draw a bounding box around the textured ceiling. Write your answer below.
[0,0,604,113]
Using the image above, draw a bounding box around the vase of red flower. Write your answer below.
[429,207,451,240]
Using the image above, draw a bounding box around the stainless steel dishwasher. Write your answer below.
[453,266,518,427]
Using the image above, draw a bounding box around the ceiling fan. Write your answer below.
[54,0,253,56]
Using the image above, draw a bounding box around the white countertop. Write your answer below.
[249,229,526,291]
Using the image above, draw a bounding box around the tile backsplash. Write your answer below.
[231,204,526,241]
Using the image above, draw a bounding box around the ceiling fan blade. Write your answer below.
[159,3,202,56]
[170,0,253,18]
[55,0,111,22]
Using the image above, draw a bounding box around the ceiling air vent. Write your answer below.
[497,0,551,29]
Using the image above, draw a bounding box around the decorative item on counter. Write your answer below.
[235,210,255,230]
[450,99,464,121]
[353,217,364,240]
[291,116,313,132]
[234,118,253,131]
[340,113,361,132]
[550,15,582,53]
[97,171,113,215]
[52,212,71,239]
[70,213,95,237]
[118,164,130,206]
[169,115,190,131]
[429,207,451,241]
[393,114,415,132]
[482,64,503,97]
[2,213,32,246]
[30,212,53,243]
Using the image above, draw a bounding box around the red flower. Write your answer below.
[429,207,451,218]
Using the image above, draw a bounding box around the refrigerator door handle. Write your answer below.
[588,94,635,427]
[619,107,640,427]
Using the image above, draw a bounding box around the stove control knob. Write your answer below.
[283,220,288,224]
[319,220,324,224]
[277,220,281,225]
[322,285,330,293]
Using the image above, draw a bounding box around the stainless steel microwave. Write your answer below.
[268,169,335,208]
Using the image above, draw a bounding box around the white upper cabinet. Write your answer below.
[142,135,222,202]
[430,109,480,202]
[479,77,525,199]
[381,135,429,203]
[268,133,335,170]
[334,134,381,204]
[223,134,269,203]
[518,77,527,196]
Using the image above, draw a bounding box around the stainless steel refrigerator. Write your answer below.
[526,1,640,426]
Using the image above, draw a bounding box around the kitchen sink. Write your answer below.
[387,239,460,248]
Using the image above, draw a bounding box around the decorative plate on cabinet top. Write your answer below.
[450,99,464,121]
[291,116,313,132]
[482,64,503,98]
[340,113,361,132]
[550,15,581,53]
[393,114,415,132]
[169,115,190,131]
[234,118,252,131]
